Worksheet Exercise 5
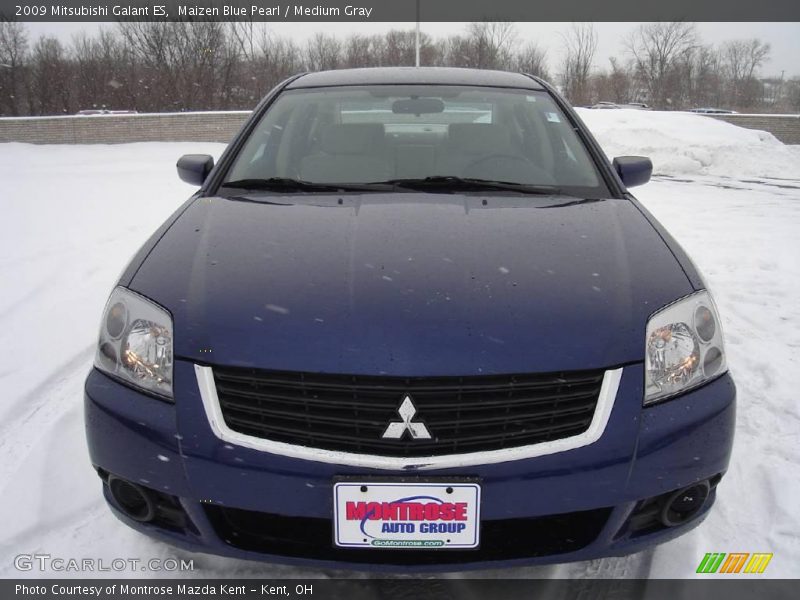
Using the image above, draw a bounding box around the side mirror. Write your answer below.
[177,154,214,186]
[612,156,652,188]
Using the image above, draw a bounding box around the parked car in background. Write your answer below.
[85,67,735,571]
[77,109,139,116]
[587,101,622,109]
[689,108,738,114]
[587,102,651,110]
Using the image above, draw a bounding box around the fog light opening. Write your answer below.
[659,480,710,527]
[108,476,156,523]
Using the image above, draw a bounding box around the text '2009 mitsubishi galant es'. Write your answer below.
[85,67,735,570]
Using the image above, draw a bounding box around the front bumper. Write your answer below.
[84,360,736,572]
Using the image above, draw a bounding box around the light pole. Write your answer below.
[415,0,420,67]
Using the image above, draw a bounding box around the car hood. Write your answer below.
[130,194,693,375]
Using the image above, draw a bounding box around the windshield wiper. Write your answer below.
[220,176,563,196]
[543,197,606,208]
[220,178,393,193]
[374,176,563,195]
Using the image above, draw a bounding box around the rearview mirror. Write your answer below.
[612,156,652,188]
[392,98,445,115]
[177,154,214,186]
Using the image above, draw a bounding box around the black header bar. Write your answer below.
[1,0,799,22]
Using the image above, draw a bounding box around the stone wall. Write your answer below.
[709,114,800,145]
[0,111,250,144]
[1,110,799,145]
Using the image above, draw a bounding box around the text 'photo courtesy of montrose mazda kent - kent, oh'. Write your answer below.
[84,67,735,571]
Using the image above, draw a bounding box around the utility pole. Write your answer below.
[415,0,420,67]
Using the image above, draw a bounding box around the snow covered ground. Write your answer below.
[0,112,798,579]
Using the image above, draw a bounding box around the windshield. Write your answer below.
[222,85,608,196]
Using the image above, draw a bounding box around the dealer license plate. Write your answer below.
[333,481,481,549]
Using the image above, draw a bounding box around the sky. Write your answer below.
[24,21,800,78]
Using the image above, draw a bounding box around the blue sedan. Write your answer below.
[84,67,735,571]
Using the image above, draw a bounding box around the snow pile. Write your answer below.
[577,108,800,180]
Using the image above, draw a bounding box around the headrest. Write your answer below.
[319,123,385,155]
[447,123,512,154]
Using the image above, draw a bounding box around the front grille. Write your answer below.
[212,367,605,457]
[205,505,612,564]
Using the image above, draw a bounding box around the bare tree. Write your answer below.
[607,57,635,103]
[559,23,597,105]
[437,34,471,68]
[687,45,723,108]
[228,21,269,63]
[0,20,28,115]
[380,29,433,66]
[343,34,377,68]
[71,30,135,111]
[304,33,341,71]
[723,39,771,82]
[117,22,182,111]
[437,23,517,70]
[173,21,229,109]
[722,39,770,109]
[228,22,302,104]
[465,22,517,70]
[1,21,786,116]
[118,21,233,111]
[254,35,301,97]
[515,42,549,81]
[625,22,697,109]
[28,36,71,115]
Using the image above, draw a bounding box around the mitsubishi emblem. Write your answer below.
[381,395,432,440]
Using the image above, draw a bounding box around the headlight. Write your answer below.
[95,286,174,400]
[644,290,727,405]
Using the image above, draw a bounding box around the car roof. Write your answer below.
[286,67,545,90]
